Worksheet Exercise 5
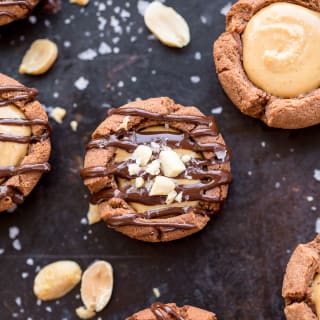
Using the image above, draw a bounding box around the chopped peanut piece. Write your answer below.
[19,39,58,75]
[76,306,96,319]
[51,107,66,124]
[150,176,175,196]
[159,150,186,177]
[87,204,101,225]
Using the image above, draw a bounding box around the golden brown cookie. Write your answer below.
[0,73,51,212]
[282,235,320,320]
[213,0,320,129]
[126,302,217,320]
[0,0,40,26]
[81,97,231,242]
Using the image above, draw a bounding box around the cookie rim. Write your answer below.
[213,0,320,129]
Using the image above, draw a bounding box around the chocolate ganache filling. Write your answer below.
[81,107,231,232]
[150,303,185,320]
[0,85,51,204]
[0,0,33,18]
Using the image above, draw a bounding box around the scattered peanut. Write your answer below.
[132,145,153,166]
[69,0,90,6]
[76,306,96,319]
[87,204,101,225]
[145,159,161,176]
[80,261,113,314]
[144,1,190,48]
[50,107,67,124]
[34,261,82,301]
[166,190,178,204]
[19,39,58,75]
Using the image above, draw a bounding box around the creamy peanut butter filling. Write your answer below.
[115,126,202,214]
[312,274,320,318]
[0,105,31,183]
[242,3,320,98]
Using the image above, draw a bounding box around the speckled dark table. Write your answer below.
[0,1,319,319]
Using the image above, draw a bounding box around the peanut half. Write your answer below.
[69,0,90,6]
[144,1,190,48]
[19,39,58,75]
[34,261,82,301]
[77,260,113,318]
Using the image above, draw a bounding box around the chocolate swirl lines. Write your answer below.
[150,303,185,320]
[0,0,33,18]
[0,84,51,205]
[81,107,231,231]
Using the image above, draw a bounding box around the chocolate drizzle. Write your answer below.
[81,106,231,232]
[0,84,51,206]
[0,163,51,179]
[150,303,185,320]
[0,185,24,204]
[0,0,33,19]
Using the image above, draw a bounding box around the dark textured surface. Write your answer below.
[0,1,319,319]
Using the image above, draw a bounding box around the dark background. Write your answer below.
[0,0,319,319]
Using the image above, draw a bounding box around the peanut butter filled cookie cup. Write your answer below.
[0,73,51,212]
[0,0,40,26]
[81,97,231,242]
[214,0,320,129]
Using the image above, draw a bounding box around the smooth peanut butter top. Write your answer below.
[242,2,320,98]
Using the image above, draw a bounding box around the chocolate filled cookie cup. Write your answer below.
[81,97,231,242]
[126,302,217,320]
[282,235,320,320]
[0,0,40,26]
[0,73,51,213]
[214,0,320,129]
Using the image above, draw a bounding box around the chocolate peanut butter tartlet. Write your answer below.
[0,73,51,213]
[126,302,217,320]
[81,97,231,242]
[0,0,40,26]
[282,235,320,320]
[214,0,320,129]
